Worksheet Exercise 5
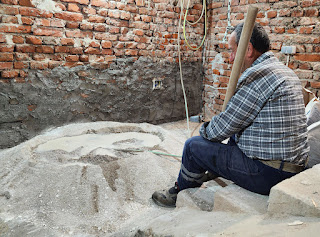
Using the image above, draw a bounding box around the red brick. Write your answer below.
[14,61,28,69]
[19,70,28,77]
[19,0,34,7]
[66,22,79,28]
[61,38,75,45]
[84,47,100,54]
[108,10,120,19]
[141,15,152,22]
[79,55,89,62]
[94,33,117,41]
[1,0,18,4]
[19,7,53,18]
[83,7,96,15]
[80,23,93,30]
[0,25,31,33]
[50,19,65,28]
[21,16,33,25]
[70,47,83,54]
[30,61,48,69]
[273,27,285,33]
[0,34,6,43]
[125,49,138,56]
[2,70,19,77]
[12,35,24,44]
[13,77,26,83]
[101,49,112,55]
[36,46,54,53]
[64,62,83,67]
[33,27,63,37]
[16,45,36,53]
[15,53,29,60]
[125,4,137,13]
[48,61,62,69]
[65,55,79,61]
[55,46,70,53]
[68,3,81,12]
[60,0,89,4]
[0,5,19,15]
[287,28,297,34]
[33,54,46,61]
[299,26,314,34]
[26,36,42,45]
[279,9,290,16]
[27,104,37,111]
[294,54,320,62]
[88,41,100,47]
[0,62,13,69]
[94,24,107,32]
[291,10,303,17]
[91,0,108,7]
[305,8,318,17]
[120,12,131,20]
[55,12,83,22]
[2,15,18,24]
[310,81,320,89]
[301,0,312,7]
[0,53,14,61]
[88,16,105,23]
[65,29,81,37]
[101,41,112,49]
[109,27,120,34]
[135,0,144,6]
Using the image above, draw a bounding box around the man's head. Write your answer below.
[228,22,270,72]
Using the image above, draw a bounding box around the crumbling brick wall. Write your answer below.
[204,0,320,118]
[0,0,204,148]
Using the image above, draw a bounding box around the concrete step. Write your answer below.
[176,178,268,214]
[268,164,320,217]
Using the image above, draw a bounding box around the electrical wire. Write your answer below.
[182,0,207,50]
[177,0,207,137]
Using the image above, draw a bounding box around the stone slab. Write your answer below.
[268,164,320,217]
[213,184,269,214]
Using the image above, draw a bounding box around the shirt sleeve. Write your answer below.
[199,83,265,142]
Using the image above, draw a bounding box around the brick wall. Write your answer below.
[204,0,320,118]
[1,0,320,148]
[0,0,205,148]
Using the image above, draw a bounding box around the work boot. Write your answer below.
[152,182,179,208]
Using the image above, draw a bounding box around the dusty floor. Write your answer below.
[0,120,319,237]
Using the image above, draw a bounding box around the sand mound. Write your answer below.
[0,121,184,236]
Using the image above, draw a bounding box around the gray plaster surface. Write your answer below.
[0,57,203,148]
[0,120,319,237]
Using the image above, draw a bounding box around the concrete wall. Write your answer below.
[204,0,320,118]
[0,0,204,148]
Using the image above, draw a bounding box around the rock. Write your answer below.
[213,184,268,214]
[268,164,320,217]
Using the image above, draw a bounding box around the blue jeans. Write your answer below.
[177,136,296,195]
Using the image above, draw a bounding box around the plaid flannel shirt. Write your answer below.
[200,51,309,165]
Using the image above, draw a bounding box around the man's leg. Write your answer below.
[177,136,296,195]
[152,136,296,207]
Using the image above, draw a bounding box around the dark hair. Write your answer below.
[233,22,270,54]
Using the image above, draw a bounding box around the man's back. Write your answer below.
[236,51,309,164]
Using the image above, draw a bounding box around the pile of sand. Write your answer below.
[0,121,185,236]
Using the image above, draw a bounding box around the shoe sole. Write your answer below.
[151,196,176,208]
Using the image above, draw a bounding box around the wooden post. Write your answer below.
[222,6,259,111]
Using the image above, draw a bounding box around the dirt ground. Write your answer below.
[0,120,319,237]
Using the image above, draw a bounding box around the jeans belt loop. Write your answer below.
[279,160,284,171]
[259,160,305,173]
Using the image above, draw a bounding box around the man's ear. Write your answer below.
[247,43,254,58]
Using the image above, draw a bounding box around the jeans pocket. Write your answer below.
[227,147,263,175]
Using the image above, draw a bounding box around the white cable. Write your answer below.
[222,0,232,43]
[178,0,190,137]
